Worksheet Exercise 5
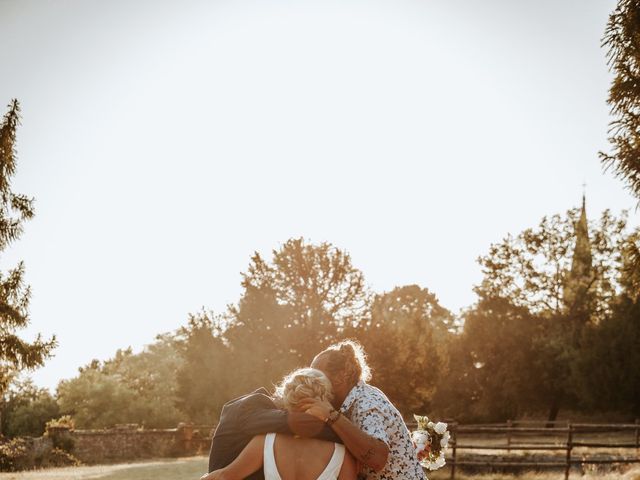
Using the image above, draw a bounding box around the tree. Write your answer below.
[57,335,183,428]
[241,238,368,336]
[0,378,59,437]
[223,238,369,393]
[576,298,640,417]
[574,243,640,416]
[476,207,626,324]
[601,1,640,296]
[351,285,454,416]
[451,297,573,422]
[0,99,56,392]
[174,312,233,424]
[463,207,629,422]
[601,0,640,199]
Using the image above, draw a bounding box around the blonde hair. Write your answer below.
[317,340,372,384]
[275,368,334,410]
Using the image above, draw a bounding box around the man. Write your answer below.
[204,386,340,480]
[302,340,425,480]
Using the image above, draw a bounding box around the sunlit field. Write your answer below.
[0,459,638,480]
[0,457,208,480]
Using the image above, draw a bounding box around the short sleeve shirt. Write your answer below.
[340,381,425,480]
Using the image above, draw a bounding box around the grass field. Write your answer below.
[0,456,208,480]
[0,454,637,480]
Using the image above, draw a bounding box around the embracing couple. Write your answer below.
[200,340,425,480]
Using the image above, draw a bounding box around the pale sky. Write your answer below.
[0,0,637,391]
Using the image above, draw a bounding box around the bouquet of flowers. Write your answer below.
[411,415,450,471]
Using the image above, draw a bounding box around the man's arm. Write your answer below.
[299,398,389,472]
[287,411,341,442]
[241,394,341,442]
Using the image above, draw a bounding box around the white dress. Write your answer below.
[263,432,346,480]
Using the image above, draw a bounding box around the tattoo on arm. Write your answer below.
[360,447,375,462]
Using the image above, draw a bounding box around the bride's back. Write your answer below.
[273,436,335,480]
[271,435,350,480]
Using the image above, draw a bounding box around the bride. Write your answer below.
[204,368,357,480]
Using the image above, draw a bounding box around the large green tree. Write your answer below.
[0,100,56,392]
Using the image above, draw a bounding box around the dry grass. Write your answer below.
[429,465,640,480]
[0,456,208,480]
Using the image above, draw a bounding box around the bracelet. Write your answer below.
[325,409,341,426]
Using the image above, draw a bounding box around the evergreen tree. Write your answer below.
[602,0,640,199]
[602,0,640,295]
[0,100,56,392]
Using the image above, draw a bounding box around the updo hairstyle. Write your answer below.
[318,339,372,385]
[275,368,334,410]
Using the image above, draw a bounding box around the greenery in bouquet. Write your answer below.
[411,415,450,471]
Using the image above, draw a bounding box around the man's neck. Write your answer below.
[333,381,358,409]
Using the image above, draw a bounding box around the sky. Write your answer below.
[0,0,637,391]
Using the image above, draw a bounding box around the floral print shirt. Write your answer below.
[340,381,425,480]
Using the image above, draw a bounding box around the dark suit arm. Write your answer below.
[238,393,341,442]
[239,400,291,437]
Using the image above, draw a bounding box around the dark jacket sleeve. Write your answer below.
[238,393,291,436]
[239,394,341,443]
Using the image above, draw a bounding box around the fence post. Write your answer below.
[506,419,512,452]
[564,423,573,480]
[450,422,457,480]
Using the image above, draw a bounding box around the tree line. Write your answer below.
[4,215,640,437]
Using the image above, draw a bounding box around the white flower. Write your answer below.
[434,456,446,469]
[412,432,430,445]
[440,431,450,447]
[427,421,435,429]
[434,422,448,435]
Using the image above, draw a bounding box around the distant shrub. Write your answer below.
[44,416,75,452]
[45,448,80,468]
[45,415,75,432]
[0,438,29,471]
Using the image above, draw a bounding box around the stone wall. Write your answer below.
[0,424,214,471]
[70,424,212,464]
[73,429,178,463]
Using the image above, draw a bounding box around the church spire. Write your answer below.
[564,195,593,311]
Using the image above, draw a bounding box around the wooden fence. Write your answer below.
[428,420,640,480]
[197,419,639,479]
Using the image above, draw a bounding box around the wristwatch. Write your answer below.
[325,409,341,426]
